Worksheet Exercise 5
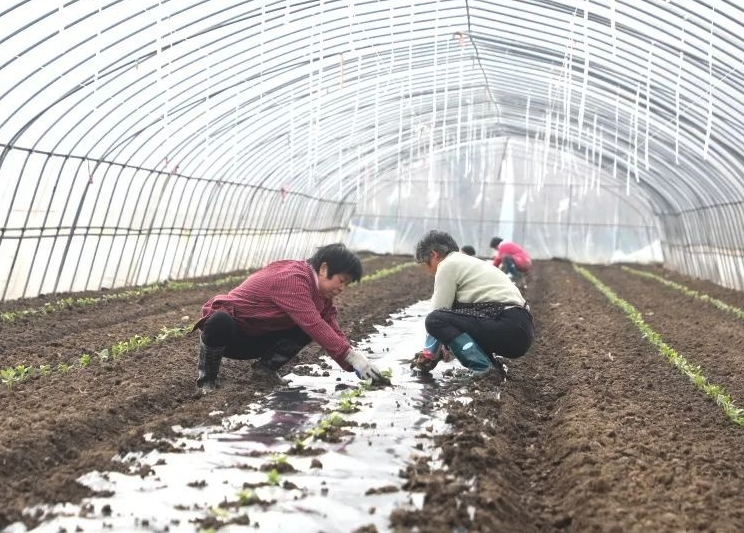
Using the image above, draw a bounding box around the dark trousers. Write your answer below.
[501,255,530,276]
[425,306,535,358]
[200,310,311,361]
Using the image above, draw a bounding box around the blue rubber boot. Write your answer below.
[424,334,441,354]
[447,333,492,372]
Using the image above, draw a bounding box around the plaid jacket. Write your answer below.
[196,260,352,371]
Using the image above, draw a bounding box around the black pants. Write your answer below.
[501,255,520,277]
[425,306,535,358]
[200,310,311,361]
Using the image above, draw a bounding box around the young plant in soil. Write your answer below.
[622,266,744,321]
[260,454,296,474]
[1,325,191,390]
[266,468,281,486]
[1,368,19,389]
[0,272,249,324]
[576,264,744,426]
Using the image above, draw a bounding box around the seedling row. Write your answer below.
[576,264,744,426]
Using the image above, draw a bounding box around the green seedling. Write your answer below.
[338,398,358,413]
[341,388,363,399]
[307,425,327,438]
[98,349,110,362]
[236,489,259,506]
[79,354,92,368]
[209,506,229,518]
[266,469,280,486]
[381,368,393,378]
[166,280,196,291]
[57,363,72,373]
[1,368,19,389]
[111,341,128,359]
[39,364,52,375]
[156,325,188,342]
[325,412,345,427]
[270,453,288,465]
[132,334,151,349]
[15,365,33,379]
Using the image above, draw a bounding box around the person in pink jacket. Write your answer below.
[490,237,532,280]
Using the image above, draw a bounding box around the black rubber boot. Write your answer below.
[252,339,302,386]
[196,340,224,391]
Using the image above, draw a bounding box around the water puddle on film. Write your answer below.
[9,300,479,533]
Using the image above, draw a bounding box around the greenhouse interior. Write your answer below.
[2,2,744,533]
[3,0,743,300]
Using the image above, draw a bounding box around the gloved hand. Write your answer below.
[344,349,388,384]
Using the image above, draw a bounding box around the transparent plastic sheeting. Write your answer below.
[3,1,744,295]
[349,137,663,265]
[5,301,474,533]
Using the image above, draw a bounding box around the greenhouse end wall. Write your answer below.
[348,138,662,265]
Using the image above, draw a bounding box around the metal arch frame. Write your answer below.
[465,1,744,210]
[2,1,742,199]
[2,0,744,297]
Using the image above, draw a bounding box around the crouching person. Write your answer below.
[193,243,386,391]
[412,231,535,377]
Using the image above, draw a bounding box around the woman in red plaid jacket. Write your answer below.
[193,243,385,390]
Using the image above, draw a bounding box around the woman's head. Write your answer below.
[308,244,363,298]
[415,230,458,266]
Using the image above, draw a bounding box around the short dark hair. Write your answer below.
[489,237,503,249]
[460,245,476,256]
[415,230,458,263]
[308,243,363,282]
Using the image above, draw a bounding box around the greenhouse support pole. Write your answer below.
[565,184,573,259]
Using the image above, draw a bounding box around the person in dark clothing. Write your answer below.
[193,243,385,390]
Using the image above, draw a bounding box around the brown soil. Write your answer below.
[0,254,427,529]
[391,260,744,533]
[3,258,744,532]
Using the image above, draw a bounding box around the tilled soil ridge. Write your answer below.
[589,264,744,406]
[393,260,744,533]
[4,258,744,532]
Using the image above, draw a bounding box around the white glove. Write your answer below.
[344,349,385,383]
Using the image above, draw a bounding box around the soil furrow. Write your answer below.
[393,260,744,533]
[590,264,744,406]
[5,258,744,533]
